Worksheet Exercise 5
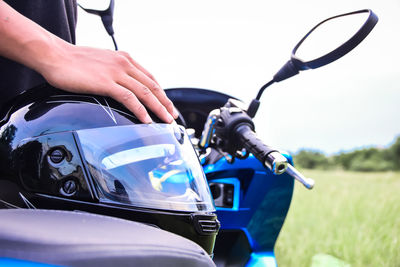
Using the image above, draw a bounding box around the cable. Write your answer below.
[111,35,118,51]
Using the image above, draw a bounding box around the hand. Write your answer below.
[40,43,178,124]
[0,1,178,124]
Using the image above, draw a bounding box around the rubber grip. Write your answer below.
[235,124,277,166]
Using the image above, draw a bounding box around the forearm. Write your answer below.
[0,1,177,123]
[0,1,67,74]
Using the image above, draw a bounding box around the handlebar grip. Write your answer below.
[235,124,288,174]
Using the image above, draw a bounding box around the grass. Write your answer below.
[274,169,400,267]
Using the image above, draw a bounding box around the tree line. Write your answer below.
[293,136,400,172]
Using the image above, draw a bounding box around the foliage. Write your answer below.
[294,150,332,170]
[275,170,400,267]
[294,136,400,172]
[388,136,400,170]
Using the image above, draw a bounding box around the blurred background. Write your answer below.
[76,1,400,266]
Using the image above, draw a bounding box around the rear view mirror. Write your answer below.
[249,9,378,118]
[273,9,378,82]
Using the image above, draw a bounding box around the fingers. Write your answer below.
[131,59,161,87]
[118,51,160,86]
[117,52,179,119]
[113,76,174,124]
[125,66,178,119]
[110,83,152,124]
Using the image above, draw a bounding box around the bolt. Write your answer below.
[62,180,77,195]
[50,149,65,164]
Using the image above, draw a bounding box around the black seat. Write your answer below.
[0,209,215,267]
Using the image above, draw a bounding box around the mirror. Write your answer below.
[273,9,378,82]
[294,12,370,62]
[249,9,378,117]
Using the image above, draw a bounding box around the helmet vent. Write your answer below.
[199,220,220,234]
[192,214,220,236]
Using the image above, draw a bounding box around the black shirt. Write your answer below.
[0,0,77,109]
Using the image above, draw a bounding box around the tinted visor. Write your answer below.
[75,124,215,212]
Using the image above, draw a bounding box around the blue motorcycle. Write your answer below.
[0,6,377,267]
[166,9,378,266]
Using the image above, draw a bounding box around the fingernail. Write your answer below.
[172,107,180,119]
[166,112,174,124]
[144,114,153,124]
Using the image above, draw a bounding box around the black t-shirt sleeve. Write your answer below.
[0,0,77,109]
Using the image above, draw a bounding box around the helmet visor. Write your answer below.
[75,124,215,212]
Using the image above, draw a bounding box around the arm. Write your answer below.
[0,1,177,123]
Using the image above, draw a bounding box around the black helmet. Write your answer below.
[0,84,219,255]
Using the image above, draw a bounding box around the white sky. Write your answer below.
[76,0,400,154]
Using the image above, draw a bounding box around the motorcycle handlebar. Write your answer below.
[235,124,288,175]
[235,124,315,189]
[201,104,314,189]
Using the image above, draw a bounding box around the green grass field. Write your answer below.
[274,170,400,267]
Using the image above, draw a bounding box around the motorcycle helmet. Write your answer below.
[0,84,219,255]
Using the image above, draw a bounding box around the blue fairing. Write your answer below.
[0,258,56,267]
[205,153,294,263]
[246,252,278,267]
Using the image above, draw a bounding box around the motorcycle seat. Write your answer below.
[0,209,215,267]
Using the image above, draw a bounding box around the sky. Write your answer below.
[76,0,400,154]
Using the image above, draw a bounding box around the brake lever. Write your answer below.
[285,164,315,189]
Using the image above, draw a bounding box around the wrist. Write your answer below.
[26,34,71,77]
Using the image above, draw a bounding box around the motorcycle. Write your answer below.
[165,8,378,267]
[0,3,377,267]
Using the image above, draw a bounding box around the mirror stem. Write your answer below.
[256,79,275,100]
[247,99,260,118]
[249,58,300,117]
[273,60,300,83]
[247,79,275,118]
